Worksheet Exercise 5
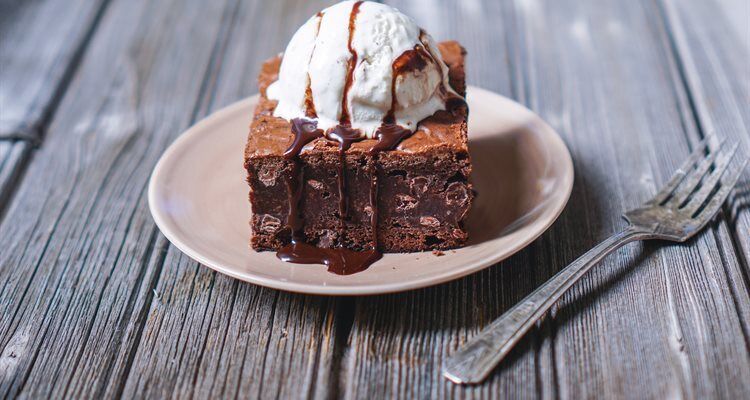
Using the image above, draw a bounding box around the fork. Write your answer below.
[443,135,748,384]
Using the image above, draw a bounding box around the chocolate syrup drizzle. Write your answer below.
[327,125,361,231]
[303,12,324,118]
[339,1,362,125]
[276,2,463,274]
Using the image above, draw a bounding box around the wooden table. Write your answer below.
[1,0,748,398]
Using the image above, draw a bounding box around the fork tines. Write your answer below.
[649,135,748,218]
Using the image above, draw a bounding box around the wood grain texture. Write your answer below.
[0,0,238,397]
[0,0,108,216]
[659,0,750,280]
[506,0,750,397]
[0,0,109,137]
[341,0,750,399]
[119,2,346,396]
[0,142,30,218]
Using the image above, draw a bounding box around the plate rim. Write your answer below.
[148,86,574,295]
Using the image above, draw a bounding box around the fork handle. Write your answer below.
[443,225,651,384]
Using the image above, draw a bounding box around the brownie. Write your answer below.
[244,41,473,252]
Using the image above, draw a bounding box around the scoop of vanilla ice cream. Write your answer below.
[266,1,458,138]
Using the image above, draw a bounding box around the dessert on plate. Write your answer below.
[244,0,473,274]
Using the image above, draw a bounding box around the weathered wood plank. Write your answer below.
[0,0,109,217]
[0,142,30,217]
[0,0,240,397]
[0,0,109,137]
[659,0,750,277]
[118,1,343,398]
[343,0,750,398]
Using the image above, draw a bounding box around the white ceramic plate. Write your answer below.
[148,86,574,295]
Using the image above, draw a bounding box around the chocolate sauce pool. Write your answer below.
[275,1,463,274]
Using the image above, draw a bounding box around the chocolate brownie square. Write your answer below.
[244,41,473,253]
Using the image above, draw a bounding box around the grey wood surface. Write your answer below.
[0,0,748,399]
[0,0,109,217]
[660,0,750,278]
[0,0,109,138]
[0,141,28,219]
